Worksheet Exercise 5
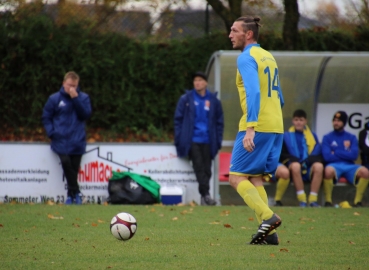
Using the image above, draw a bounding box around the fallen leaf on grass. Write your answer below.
[72,223,80,228]
[248,217,254,221]
[279,248,289,252]
[209,221,220,225]
[189,201,197,207]
[150,208,156,212]
[210,243,220,246]
[343,223,355,226]
[223,223,232,228]
[47,214,64,220]
[145,237,150,241]
[220,210,230,216]
[98,219,104,223]
[349,241,355,245]
[46,200,55,205]
[91,223,98,227]
[172,217,178,221]
[299,217,315,222]
[353,212,360,216]
[0,224,3,228]
[270,253,275,257]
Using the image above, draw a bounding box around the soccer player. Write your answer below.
[228,16,284,245]
[280,109,324,207]
[322,111,369,207]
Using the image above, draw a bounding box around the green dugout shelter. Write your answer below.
[206,51,369,204]
[205,51,369,144]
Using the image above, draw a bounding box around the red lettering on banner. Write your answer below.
[99,163,104,182]
[78,161,112,182]
[124,156,160,166]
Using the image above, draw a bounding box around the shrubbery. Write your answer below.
[0,10,368,141]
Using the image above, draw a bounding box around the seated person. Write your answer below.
[358,121,369,171]
[280,109,324,207]
[322,111,369,207]
[273,163,290,206]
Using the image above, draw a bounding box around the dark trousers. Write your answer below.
[189,143,212,197]
[58,154,82,197]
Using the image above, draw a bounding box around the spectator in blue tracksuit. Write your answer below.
[322,111,369,207]
[174,71,224,205]
[42,71,92,205]
[279,109,324,207]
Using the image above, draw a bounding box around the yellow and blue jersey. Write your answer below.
[236,44,284,133]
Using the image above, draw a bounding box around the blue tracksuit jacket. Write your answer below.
[174,89,224,159]
[42,87,92,155]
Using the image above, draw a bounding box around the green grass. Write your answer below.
[0,204,368,270]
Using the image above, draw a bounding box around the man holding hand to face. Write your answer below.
[42,71,92,205]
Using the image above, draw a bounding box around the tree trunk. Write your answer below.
[206,0,243,34]
[283,0,300,50]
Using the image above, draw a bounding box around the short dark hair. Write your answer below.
[192,71,207,82]
[293,109,307,119]
[235,16,262,41]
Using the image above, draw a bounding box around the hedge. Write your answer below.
[1,11,368,136]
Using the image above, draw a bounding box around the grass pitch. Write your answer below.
[0,203,368,270]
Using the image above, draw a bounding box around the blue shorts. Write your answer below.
[326,162,361,185]
[301,166,312,182]
[230,131,283,177]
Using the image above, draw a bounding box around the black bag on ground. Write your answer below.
[108,172,159,205]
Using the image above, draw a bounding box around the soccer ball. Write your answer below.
[110,212,137,241]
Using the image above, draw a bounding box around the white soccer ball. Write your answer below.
[110,212,137,241]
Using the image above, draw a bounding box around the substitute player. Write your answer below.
[228,16,284,245]
[322,111,369,207]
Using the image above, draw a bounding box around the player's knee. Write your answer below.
[358,167,369,179]
[289,162,301,172]
[228,175,241,189]
[312,162,324,173]
[324,167,335,179]
[277,167,289,179]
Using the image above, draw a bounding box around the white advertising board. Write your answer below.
[316,103,369,141]
[0,143,214,204]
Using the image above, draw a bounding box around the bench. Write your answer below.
[217,152,361,205]
[218,152,350,186]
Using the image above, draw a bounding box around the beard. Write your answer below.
[333,126,344,132]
